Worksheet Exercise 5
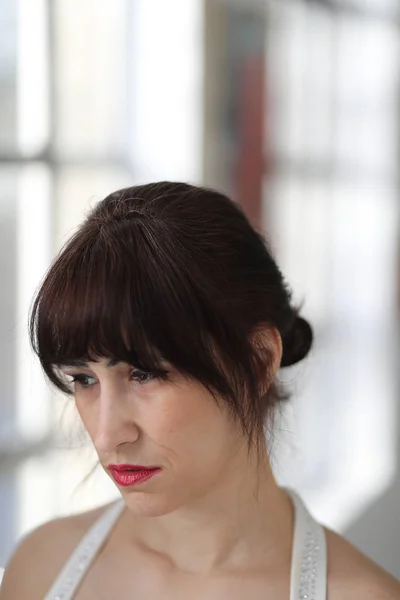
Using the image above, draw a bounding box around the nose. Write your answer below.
[93,380,140,455]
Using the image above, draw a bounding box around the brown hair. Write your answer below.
[29,182,312,450]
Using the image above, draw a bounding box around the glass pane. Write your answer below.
[0,167,20,566]
[345,0,399,13]
[266,2,318,164]
[335,17,400,177]
[0,164,52,566]
[54,0,129,159]
[265,173,333,326]
[267,3,337,167]
[0,0,49,155]
[15,164,52,440]
[16,0,50,155]
[262,4,400,532]
[268,175,400,529]
[127,0,204,183]
[0,1,17,151]
[0,168,18,430]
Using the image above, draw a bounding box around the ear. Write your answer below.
[249,325,283,393]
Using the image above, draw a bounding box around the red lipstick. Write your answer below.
[108,464,161,487]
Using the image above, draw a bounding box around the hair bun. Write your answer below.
[281,315,313,367]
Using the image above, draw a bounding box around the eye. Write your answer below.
[130,368,167,384]
[69,374,97,389]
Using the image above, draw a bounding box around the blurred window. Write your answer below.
[263,2,400,526]
[1,0,399,573]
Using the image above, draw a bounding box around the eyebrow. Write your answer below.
[57,358,121,369]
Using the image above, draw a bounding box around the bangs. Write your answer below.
[29,216,241,405]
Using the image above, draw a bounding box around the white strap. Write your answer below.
[289,490,327,600]
[44,499,125,600]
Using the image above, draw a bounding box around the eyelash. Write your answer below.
[69,369,165,389]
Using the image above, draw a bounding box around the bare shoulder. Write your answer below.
[0,501,114,600]
[326,527,400,599]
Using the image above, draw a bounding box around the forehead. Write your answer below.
[57,356,169,369]
[57,358,123,369]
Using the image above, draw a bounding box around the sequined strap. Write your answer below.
[289,490,327,600]
[43,499,125,600]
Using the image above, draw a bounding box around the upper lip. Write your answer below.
[108,464,159,471]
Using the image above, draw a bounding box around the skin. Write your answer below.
[1,328,400,599]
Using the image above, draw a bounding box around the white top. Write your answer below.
[44,489,327,600]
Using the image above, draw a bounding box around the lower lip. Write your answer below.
[109,468,161,487]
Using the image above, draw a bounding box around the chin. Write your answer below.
[121,490,185,518]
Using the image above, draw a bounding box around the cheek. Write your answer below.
[145,384,233,455]
[74,394,99,439]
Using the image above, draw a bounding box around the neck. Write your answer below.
[122,448,295,574]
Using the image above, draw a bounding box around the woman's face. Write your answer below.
[60,358,246,516]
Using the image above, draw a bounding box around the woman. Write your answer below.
[1,182,399,600]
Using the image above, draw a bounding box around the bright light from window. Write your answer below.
[128,0,204,183]
[17,0,49,154]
